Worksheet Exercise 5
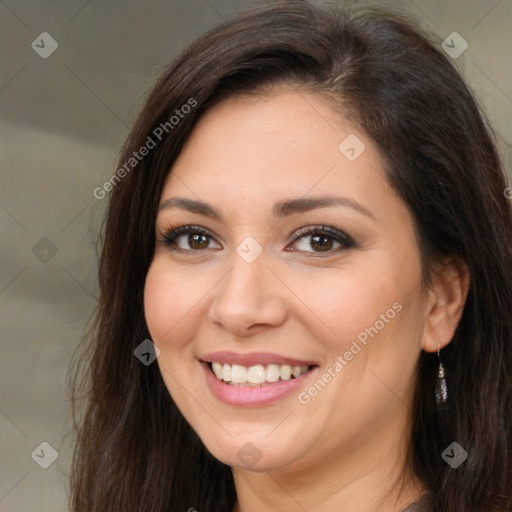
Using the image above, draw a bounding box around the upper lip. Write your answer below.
[200,351,318,367]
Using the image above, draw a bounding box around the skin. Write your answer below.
[144,90,469,512]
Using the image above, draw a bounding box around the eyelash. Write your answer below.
[158,224,356,257]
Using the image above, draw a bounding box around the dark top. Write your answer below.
[401,493,433,512]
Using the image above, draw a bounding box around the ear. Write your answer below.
[421,256,470,353]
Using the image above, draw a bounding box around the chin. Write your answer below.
[195,426,303,472]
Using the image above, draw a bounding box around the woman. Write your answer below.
[70,2,512,511]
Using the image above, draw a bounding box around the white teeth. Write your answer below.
[231,364,247,384]
[247,364,266,384]
[266,364,280,383]
[292,365,302,378]
[212,362,223,379]
[280,365,292,381]
[222,363,232,382]
[210,362,311,385]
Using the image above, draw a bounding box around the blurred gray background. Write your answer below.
[1,0,511,510]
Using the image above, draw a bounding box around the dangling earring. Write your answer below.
[435,343,451,436]
[435,344,448,407]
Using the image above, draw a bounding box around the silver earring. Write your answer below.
[435,344,448,406]
[435,344,451,432]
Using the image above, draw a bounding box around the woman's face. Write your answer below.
[144,90,429,473]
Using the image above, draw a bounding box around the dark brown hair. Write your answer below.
[70,2,512,511]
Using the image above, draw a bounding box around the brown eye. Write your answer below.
[161,225,221,252]
[188,233,209,249]
[309,234,334,251]
[288,225,355,255]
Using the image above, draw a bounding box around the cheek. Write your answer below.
[294,262,403,351]
[144,265,208,432]
[143,262,201,349]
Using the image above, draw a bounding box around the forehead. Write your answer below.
[160,91,396,217]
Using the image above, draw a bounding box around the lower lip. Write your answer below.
[201,361,316,407]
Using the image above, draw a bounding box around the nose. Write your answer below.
[208,251,288,337]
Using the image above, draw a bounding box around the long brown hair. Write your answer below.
[70,2,512,511]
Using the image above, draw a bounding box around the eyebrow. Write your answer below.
[158,195,375,220]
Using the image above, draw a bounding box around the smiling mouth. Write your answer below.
[208,362,315,386]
